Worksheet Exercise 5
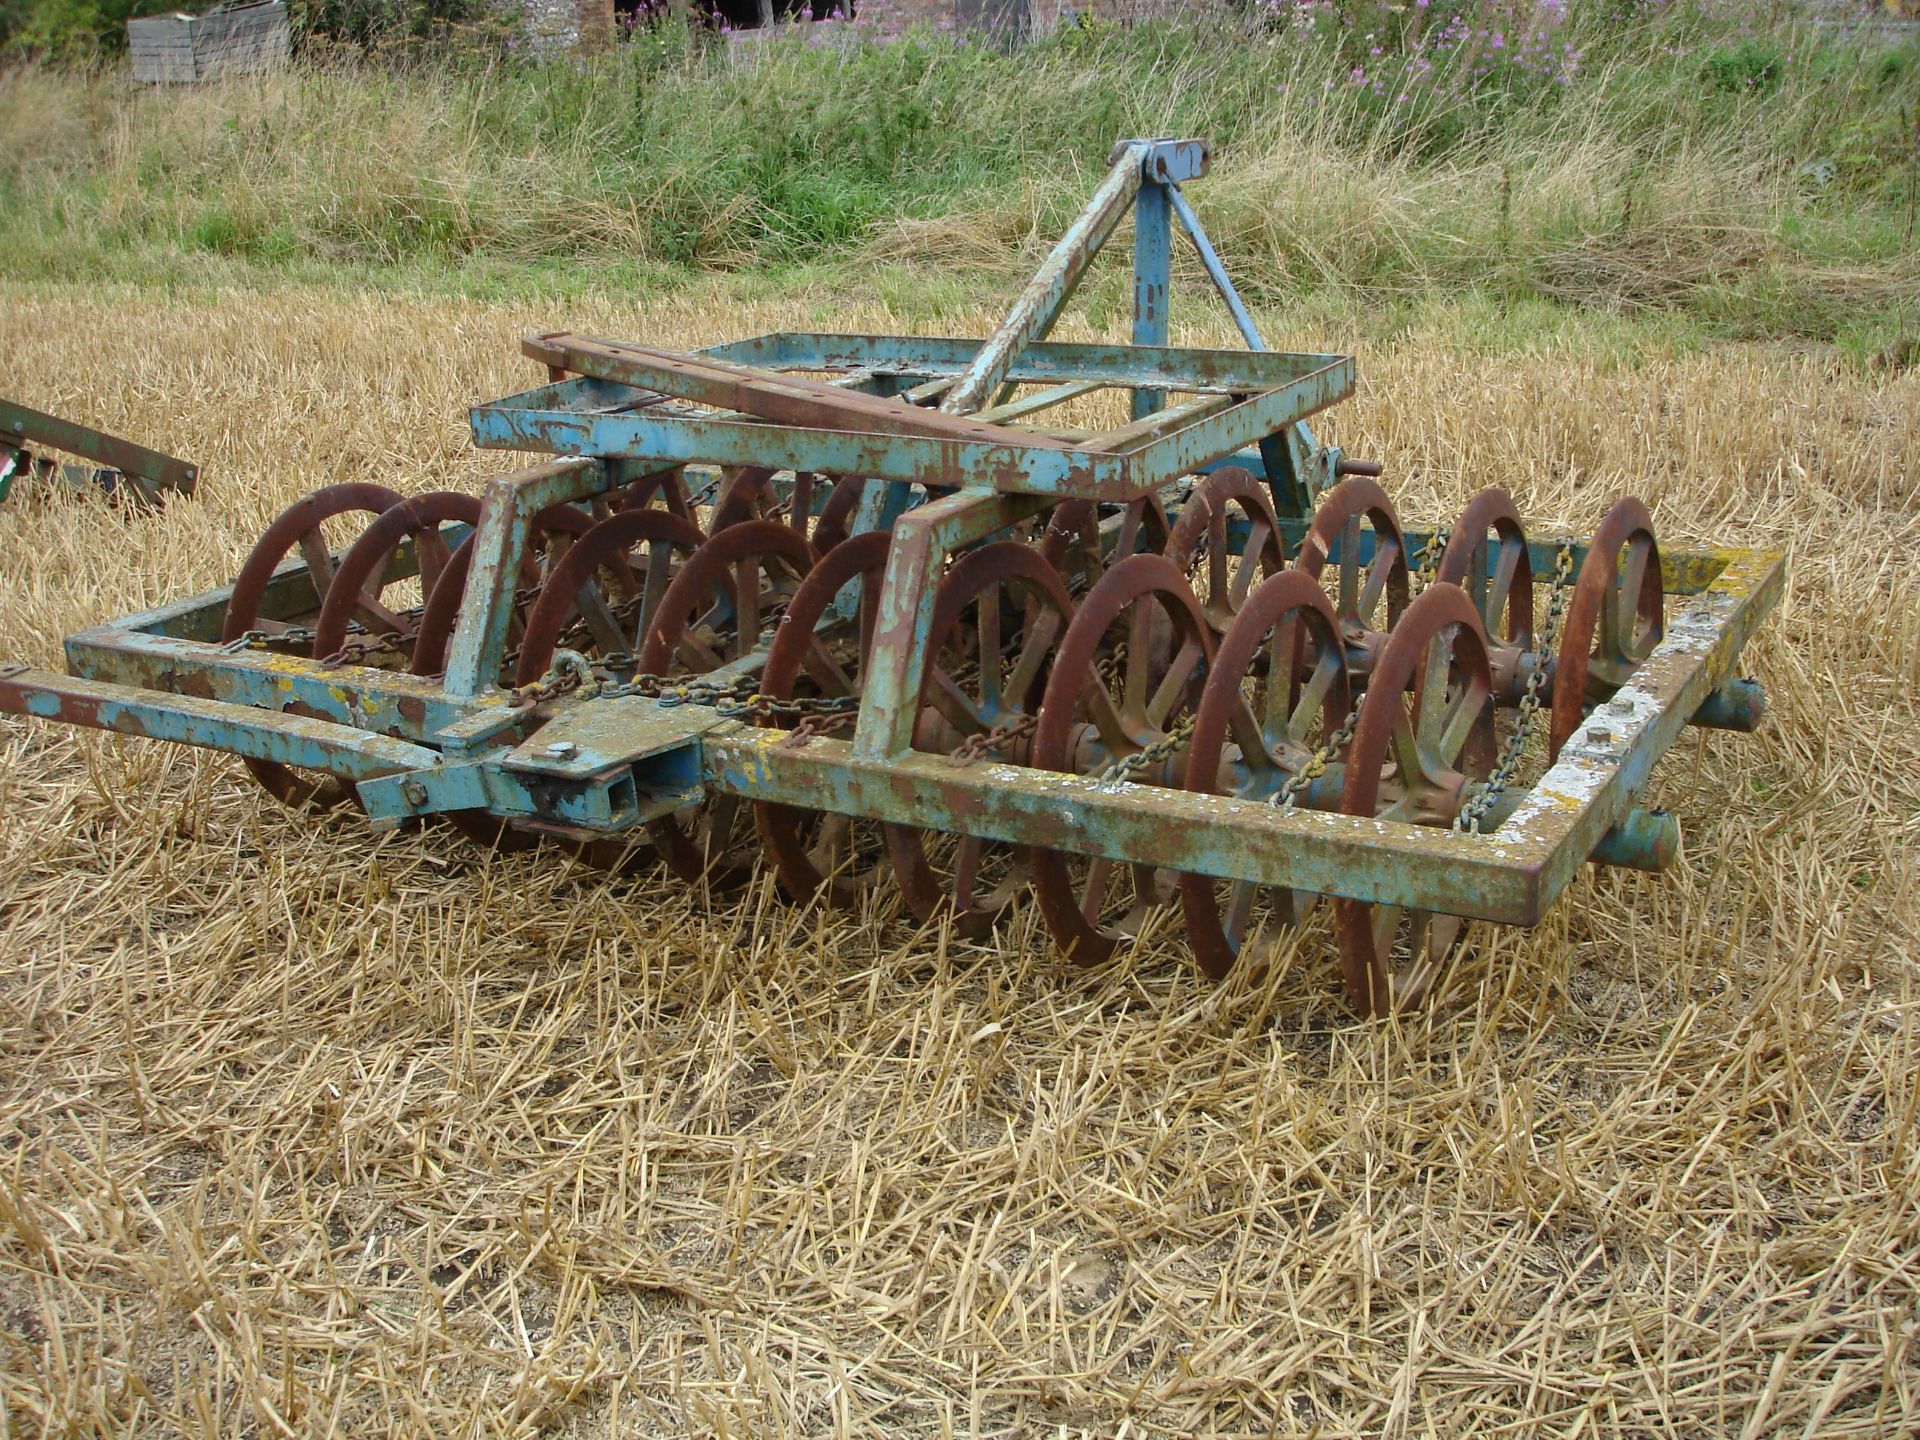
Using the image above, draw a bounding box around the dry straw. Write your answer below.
[0,283,1915,1436]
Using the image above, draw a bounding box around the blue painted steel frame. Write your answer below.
[0,132,1786,941]
[470,343,1353,505]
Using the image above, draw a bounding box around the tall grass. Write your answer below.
[1,3,1915,339]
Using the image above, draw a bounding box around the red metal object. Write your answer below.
[886,541,1072,938]
[522,333,1083,451]
[1179,571,1351,979]
[512,508,707,685]
[637,520,818,885]
[754,532,891,905]
[410,504,594,679]
[1039,493,1168,587]
[1162,465,1288,634]
[220,481,405,809]
[618,466,695,524]
[1550,497,1663,761]
[1029,554,1213,966]
[1437,487,1534,703]
[1335,585,1495,1015]
[312,491,480,659]
[1294,475,1410,676]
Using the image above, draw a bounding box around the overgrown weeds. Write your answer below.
[1,3,1915,341]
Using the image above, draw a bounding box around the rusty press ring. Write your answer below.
[1549,496,1662,761]
[220,481,406,810]
[1178,569,1352,980]
[1029,553,1214,967]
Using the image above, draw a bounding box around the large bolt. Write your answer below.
[401,779,429,807]
[544,741,577,761]
[1585,724,1613,746]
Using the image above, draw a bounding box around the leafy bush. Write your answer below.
[0,0,184,57]
[1701,36,1783,93]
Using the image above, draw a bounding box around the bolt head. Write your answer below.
[1585,724,1613,745]
[1607,698,1634,715]
[544,741,577,761]
[401,780,429,806]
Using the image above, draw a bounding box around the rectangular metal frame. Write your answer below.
[0,133,1785,938]
[0,441,1782,927]
[470,338,1353,503]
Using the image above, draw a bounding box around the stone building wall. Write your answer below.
[519,0,613,52]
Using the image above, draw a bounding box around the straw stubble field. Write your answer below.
[0,283,1916,1437]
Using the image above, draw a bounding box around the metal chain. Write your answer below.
[776,709,857,750]
[514,657,861,730]
[1414,528,1451,594]
[222,602,425,658]
[1096,713,1197,786]
[507,650,597,709]
[949,713,1039,765]
[220,626,320,653]
[318,629,412,668]
[1274,701,1362,811]
[730,692,861,723]
[1456,539,1577,833]
[590,669,755,707]
[1093,640,1129,690]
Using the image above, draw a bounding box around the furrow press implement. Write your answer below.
[0,138,1781,1016]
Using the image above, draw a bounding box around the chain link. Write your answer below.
[1455,539,1576,833]
[318,629,412,668]
[730,692,861,724]
[1096,713,1197,786]
[507,650,597,709]
[1414,528,1451,594]
[1274,700,1361,811]
[948,713,1039,765]
[776,709,857,749]
[220,624,324,653]
[221,604,426,658]
[511,656,862,732]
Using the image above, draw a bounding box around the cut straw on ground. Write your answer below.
[0,282,1915,1436]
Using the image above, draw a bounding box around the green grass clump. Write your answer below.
[0,3,1914,346]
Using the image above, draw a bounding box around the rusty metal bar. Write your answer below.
[0,399,198,503]
[523,334,1079,451]
[851,489,1050,761]
[441,457,607,698]
[0,666,439,778]
[941,143,1148,415]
